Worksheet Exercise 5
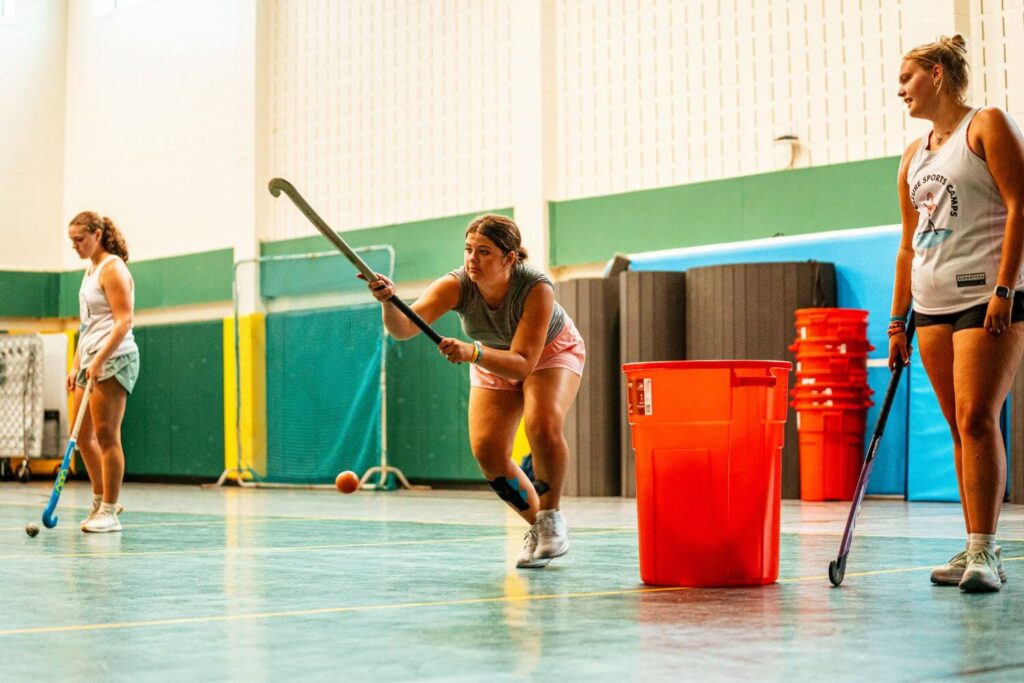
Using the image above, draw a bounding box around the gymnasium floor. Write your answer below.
[2,482,1023,682]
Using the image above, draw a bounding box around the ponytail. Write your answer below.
[100,216,130,263]
[69,211,130,263]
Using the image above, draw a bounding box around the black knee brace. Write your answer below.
[489,476,530,511]
[520,454,550,496]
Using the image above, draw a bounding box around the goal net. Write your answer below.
[0,334,44,459]
[227,246,394,486]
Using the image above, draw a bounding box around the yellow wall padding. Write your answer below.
[223,314,266,479]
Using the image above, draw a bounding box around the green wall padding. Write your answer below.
[261,208,514,283]
[260,248,395,299]
[385,311,478,481]
[0,271,59,317]
[548,157,901,266]
[264,304,383,483]
[121,320,224,479]
[57,249,234,317]
[58,271,83,319]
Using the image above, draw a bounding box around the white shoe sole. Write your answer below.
[80,504,125,529]
[516,556,552,569]
[82,517,123,533]
[535,542,569,561]
[933,568,1006,586]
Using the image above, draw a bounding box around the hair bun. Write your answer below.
[941,34,967,54]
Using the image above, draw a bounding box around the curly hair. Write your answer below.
[904,34,970,102]
[69,211,130,263]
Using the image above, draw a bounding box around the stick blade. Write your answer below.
[828,556,847,586]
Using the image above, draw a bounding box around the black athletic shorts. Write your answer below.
[914,292,1024,331]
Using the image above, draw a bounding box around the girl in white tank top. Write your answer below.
[889,35,1024,593]
[906,107,1022,314]
[79,253,138,367]
[66,211,137,534]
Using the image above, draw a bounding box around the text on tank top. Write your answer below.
[906,107,1019,315]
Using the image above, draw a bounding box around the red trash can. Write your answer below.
[622,360,792,587]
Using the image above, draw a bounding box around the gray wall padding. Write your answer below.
[685,262,836,499]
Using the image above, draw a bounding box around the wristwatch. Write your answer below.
[995,285,1015,299]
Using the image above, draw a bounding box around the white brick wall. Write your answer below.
[3,0,1022,271]
[265,0,517,242]
[0,0,67,271]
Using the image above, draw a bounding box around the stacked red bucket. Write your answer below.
[789,308,874,501]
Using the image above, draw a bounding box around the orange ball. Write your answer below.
[335,470,360,494]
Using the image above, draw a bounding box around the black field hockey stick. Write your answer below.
[829,316,916,586]
[268,178,443,346]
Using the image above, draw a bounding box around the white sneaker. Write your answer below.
[534,509,569,560]
[931,547,1006,586]
[959,549,1002,593]
[516,526,551,569]
[80,502,124,529]
[82,508,123,533]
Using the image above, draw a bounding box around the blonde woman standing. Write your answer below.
[889,36,1024,591]
[66,211,139,533]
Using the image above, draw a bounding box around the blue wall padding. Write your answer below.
[865,363,910,496]
[629,226,910,494]
[905,354,960,501]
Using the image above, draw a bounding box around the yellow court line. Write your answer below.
[1,529,635,560]
[0,586,694,636]
[8,557,1024,637]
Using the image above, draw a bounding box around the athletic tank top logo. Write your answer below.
[911,173,959,249]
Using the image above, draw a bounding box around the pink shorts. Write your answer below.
[470,318,586,392]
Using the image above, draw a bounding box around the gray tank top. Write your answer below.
[448,263,566,349]
[907,107,1021,314]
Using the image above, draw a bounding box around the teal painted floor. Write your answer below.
[3,482,1024,682]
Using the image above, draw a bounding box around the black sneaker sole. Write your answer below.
[959,574,1002,592]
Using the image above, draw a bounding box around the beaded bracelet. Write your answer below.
[887,320,907,337]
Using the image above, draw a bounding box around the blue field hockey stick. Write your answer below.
[42,378,94,529]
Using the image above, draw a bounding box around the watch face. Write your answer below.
[996,286,1013,299]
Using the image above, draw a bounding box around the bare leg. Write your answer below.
[522,368,582,512]
[467,387,540,523]
[71,384,102,497]
[952,323,1024,534]
[916,324,968,532]
[89,378,128,505]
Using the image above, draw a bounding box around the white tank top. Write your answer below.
[907,107,1019,315]
[78,254,137,365]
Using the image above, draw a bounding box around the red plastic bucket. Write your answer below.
[794,354,868,375]
[791,383,873,402]
[793,406,866,500]
[794,308,868,338]
[623,360,792,587]
[789,339,875,355]
[794,370,868,386]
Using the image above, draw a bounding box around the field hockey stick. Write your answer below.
[268,178,443,346]
[42,378,94,528]
[829,316,916,586]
